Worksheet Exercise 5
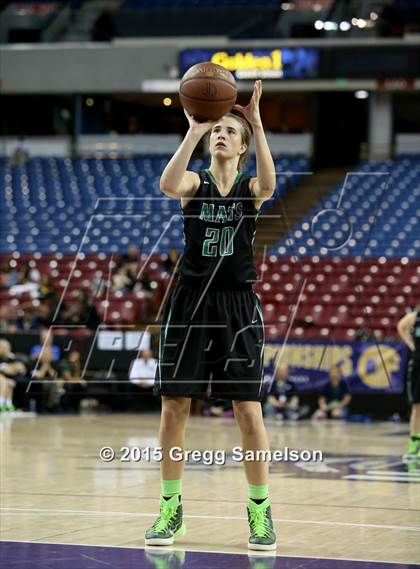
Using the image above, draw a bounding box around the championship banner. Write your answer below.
[263,340,409,393]
[179,48,319,80]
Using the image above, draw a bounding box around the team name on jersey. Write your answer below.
[199,202,243,223]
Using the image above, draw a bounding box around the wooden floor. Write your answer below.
[1,413,419,566]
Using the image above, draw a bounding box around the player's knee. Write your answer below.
[234,408,262,435]
[161,399,190,429]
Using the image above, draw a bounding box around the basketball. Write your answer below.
[179,61,237,122]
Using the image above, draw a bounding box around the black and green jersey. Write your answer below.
[179,169,259,289]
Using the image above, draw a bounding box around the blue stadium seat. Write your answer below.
[0,154,305,255]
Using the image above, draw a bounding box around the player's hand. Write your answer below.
[233,80,262,127]
[184,109,216,137]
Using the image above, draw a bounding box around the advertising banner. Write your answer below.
[263,340,409,393]
[179,48,319,80]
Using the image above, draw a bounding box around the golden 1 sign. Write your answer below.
[179,48,319,79]
[210,49,284,79]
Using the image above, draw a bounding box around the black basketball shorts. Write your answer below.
[154,281,265,401]
[407,356,420,405]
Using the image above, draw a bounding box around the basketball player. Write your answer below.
[397,307,420,460]
[145,80,277,550]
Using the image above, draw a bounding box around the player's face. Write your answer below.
[209,117,246,161]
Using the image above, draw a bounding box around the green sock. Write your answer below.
[248,483,269,505]
[161,479,182,501]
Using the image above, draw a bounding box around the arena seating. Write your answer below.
[121,0,282,8]
[1,155,418,340]
[254,255,419,341]
[110,4,280,38]
[271,157,420,259]
[0,155,307,254]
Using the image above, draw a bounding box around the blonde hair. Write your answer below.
[227,112,252,171]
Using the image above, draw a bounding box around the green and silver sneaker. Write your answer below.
[145,495,186,546]
[403,439,420,463]
[247,498,277,551]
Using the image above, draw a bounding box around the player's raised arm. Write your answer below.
[159,110,215,198]
[233,80,276,201]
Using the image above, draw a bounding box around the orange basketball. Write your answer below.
[179,61,237,122]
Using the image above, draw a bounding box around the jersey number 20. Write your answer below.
[202,227,234,257]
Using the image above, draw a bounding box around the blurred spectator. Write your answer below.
[15,305,42,331]
[128,348,158,411]
[0,264,18,288]
[65,290,100,330]
[30,328,61,362]
[129,348,157,387]
[0,306,13,331]
[119,243,140,267]
[0,339,27,412]
[58,350,87,413]
[163,247,181,274]
[312,365,351,420]
[355,328,374,341]
[10,261,40,297]
[9,136,30,167]
[39,274,57,301]
[112,265,133,292]
[20,261,41,284]
[263,363,305,420]
[29,345,60,412]
[202,399,233,418]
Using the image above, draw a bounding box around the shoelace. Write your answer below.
[250,507,270,538]
[153,505,177,532]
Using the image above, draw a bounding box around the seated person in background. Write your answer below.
[0,339,27,412]
[57,350,87,413]
[29,346,60,412]
[15,305,42,331]
[0,373,15,413]
[64,290,100,330]
[129,349,157,388]
[112,265,134,293]
[202,398,233,418]
[162,247,181,274]
[312,365,351,420]
[263,363,301,420]
[30,328,61,362]
[119,243,140,267]
[129,349,157,411]
[10,261,40,297]
[0,264,18,289]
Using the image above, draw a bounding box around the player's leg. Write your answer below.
[233,400,276,551]
[405,361,420,460]
[5,379,16,411]
[160,396,191,480]
[0,374,6,412]
[145,396,191,546]
[406,403,420,460]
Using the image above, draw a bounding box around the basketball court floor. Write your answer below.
[1,414,419,568]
